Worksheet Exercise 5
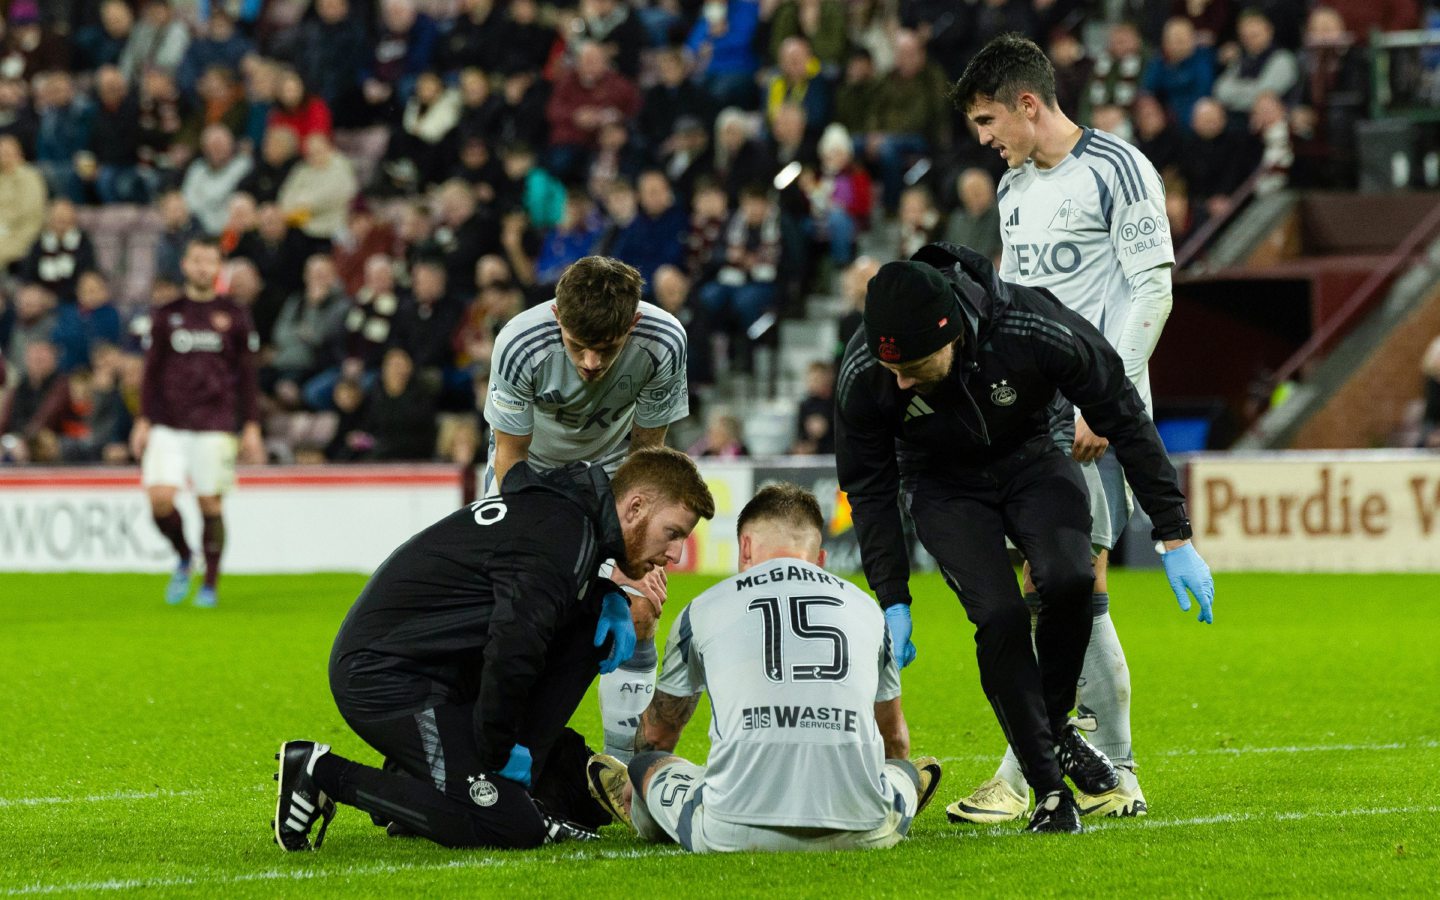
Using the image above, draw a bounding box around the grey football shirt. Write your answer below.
[657,558,902,830]
[484,300,689,477]
[998,127,1173,408]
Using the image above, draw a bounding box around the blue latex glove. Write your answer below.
[497,743,533,789]
[884,604,917,669]
[1162,542,1215,624]
[595,591,637,674]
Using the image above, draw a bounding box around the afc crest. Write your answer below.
[990,380,1017,406]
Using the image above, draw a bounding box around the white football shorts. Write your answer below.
[141,425,238,496]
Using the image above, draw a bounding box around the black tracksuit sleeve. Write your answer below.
[473,538,586,770]
[1031,302,1193,541]
[835,357,912,607]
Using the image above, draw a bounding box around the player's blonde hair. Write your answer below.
[610,447,715,520]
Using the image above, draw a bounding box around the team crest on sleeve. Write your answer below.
[467,775,499,807]
[990,380,1017,406]
[878,336,900,362]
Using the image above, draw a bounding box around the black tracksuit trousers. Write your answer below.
[903,440,1096,795]
[312,614,605,848]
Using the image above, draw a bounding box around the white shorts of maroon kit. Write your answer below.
[141,425,238,496]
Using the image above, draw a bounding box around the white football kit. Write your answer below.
[635,558,919,853]
[483,299,689,487]
[997,127,1175,548]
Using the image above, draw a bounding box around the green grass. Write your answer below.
[2,570,1438,898]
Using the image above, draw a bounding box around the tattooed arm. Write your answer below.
[634,690,700,754]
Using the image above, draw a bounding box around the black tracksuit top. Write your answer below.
[329,462,625,768]
[835,242,1191,607]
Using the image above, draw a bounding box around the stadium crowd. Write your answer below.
[0,0,1424,465]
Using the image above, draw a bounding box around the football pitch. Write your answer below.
[3,570,1437,898]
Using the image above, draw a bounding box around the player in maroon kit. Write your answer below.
[130,238,265,608]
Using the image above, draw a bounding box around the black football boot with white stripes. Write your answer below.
[273,741,337,851]
[1055,724,1120,795]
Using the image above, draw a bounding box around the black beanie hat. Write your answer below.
[864,260,964,364]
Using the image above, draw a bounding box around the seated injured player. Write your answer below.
[584,483,944,853]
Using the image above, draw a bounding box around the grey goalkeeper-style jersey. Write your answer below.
[657,557,902,830]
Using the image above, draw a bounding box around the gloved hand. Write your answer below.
[884,604,917,669]
[497,743,533,789]
[1162,542,1215,624]
[595,591,637,674]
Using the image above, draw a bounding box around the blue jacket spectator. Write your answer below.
[73,0,134,72]
[536,192,605,285]
[686,0,762,109]
[52,272,122,373]
[362,2,441,104]
[35,73,94,203]
[176,9,254,99]
[609,172,688,288]
[1142,18,1216,134]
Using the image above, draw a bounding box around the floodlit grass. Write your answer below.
[2,570,1437,898]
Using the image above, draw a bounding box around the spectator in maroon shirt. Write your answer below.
[332,198,399,296]
[544,41,641,181]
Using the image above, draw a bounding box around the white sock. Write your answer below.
[994,746,1029,796]
[1079,597,1133,767]
[599,637,657,763]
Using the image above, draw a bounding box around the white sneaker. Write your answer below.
[945,776,1029,824]
[1076,765,1148,817]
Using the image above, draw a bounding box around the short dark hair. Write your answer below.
[184,235,221,255]
[554,256,643,344]
[950,33,1057,112]
[611,447,716,520]
[737,483,824,541]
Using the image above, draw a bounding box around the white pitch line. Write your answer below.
[0,784,268,810]
[4,806,1425,895]
[933,803,1440,842]
[4,740,1435,811]
[937,738,1438,766]
[3,848,678,897]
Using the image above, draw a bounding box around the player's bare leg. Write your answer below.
[148,485,194,605]
[195,494,225,608]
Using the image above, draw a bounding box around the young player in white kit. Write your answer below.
[484,256,690,763]
[948,34,1180,823]
[584,484,942,852]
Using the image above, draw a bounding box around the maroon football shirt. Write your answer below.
[140,295,260,433]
